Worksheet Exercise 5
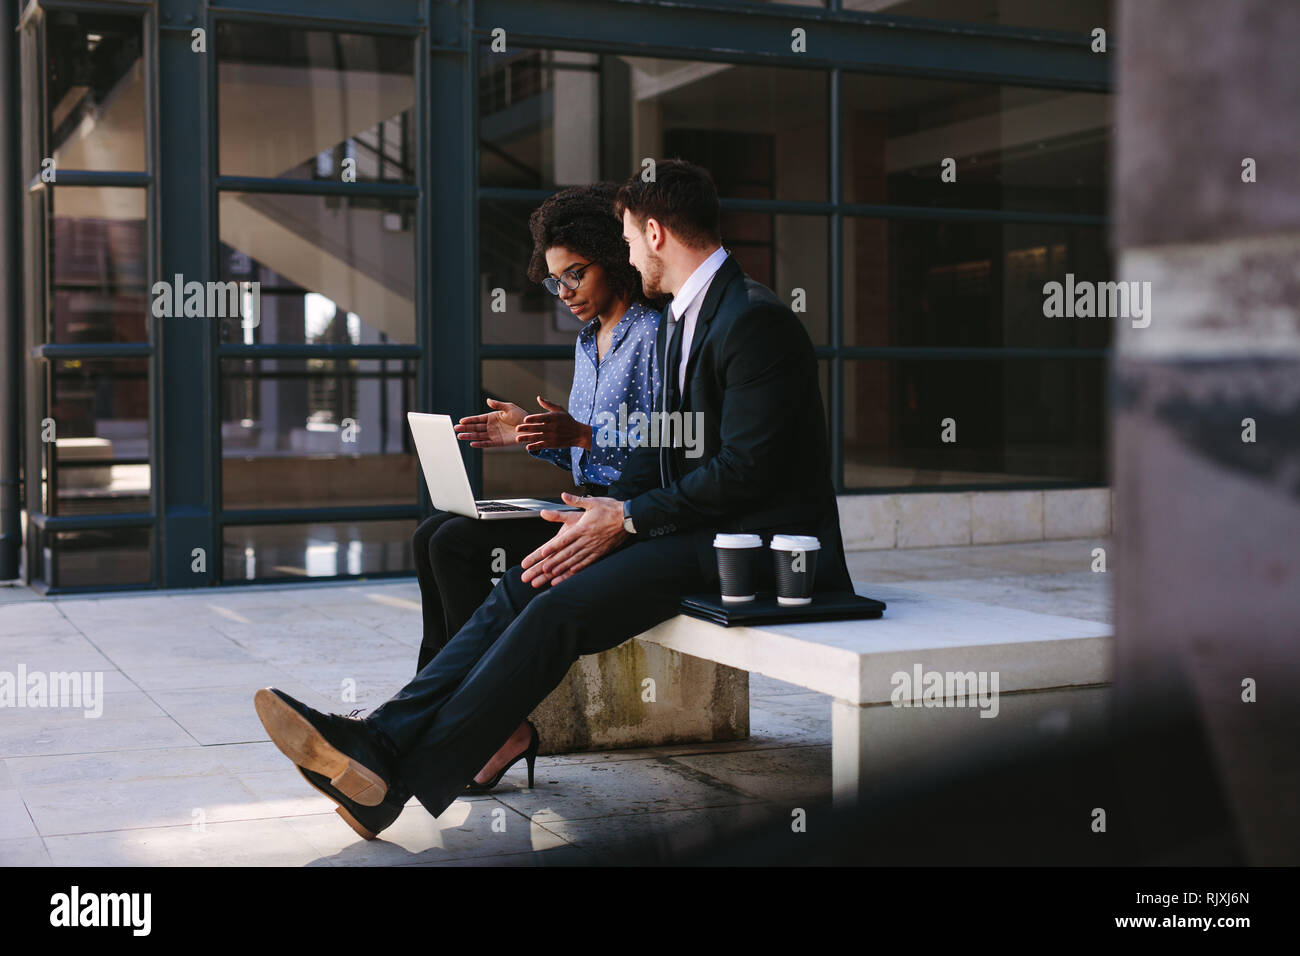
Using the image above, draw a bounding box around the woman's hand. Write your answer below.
[515,396,593,451]
[454,398,526,448]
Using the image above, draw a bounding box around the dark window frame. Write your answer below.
[15,0,1112,591]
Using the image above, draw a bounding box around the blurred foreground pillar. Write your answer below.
[1114,0,1300,863]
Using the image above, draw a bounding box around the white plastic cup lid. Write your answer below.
[714,533,763,548]
[770,534,821,551]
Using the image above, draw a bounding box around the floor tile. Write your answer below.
[752,691,833,729]
[118,661,302,692]
[398,844,598,866]
[22,773,268,835]
[0,715,196,759]
[0,632,118,670]
[536,802,780,857]
[670,745,833,805]
[234,768,344,817]
[43,816,327,866]
[0,690,165,724]
[0,790,38,839]
[750,673,812,697]
[0,837,52,866]
[5,746,229,790]
[282,798,571,865]
[0,605,81,637]
[491,756,760,824]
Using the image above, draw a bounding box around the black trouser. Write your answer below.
[367,530,716,819]
[411,511,556,672]
[411,485,607,671]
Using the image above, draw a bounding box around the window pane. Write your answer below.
[50,188,148,343]
[46,11,145,172]
[843,74,1111,214]
[38,527,152,589]
[480,200,579,348]
[725,213,828,345]
[480,51,827,201]
[480,359,586,500]
[218,194,416,344]
[843,218,1111,348]
[843,357,1106,489]
[223,520,416,582]
[221,358,417,509]
[48,358,150,516]
[217,24,415,183]
[842,0,1112,33]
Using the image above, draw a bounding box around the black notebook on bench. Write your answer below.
[680,591,887,627]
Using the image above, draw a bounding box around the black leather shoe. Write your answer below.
[253,687,394,806]
[296,765,406,840]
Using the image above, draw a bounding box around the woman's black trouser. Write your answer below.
[411,510,557,672]
[412,484,608,671]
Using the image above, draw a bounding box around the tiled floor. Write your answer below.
[0,538,1110,866]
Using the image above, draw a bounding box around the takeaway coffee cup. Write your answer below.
[714,533,763,603]
[771,534,821,606]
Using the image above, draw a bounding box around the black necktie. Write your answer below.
[665,317,683,411]
[659,316,682,487]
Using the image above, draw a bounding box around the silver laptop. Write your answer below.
[407,412,579,520]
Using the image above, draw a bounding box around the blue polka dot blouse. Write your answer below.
[529,300,662,486]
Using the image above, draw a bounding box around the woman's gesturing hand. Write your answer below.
[515,396,594,451]
[454,398,526,448]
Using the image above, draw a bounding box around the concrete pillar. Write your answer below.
[1113,0,1300,864]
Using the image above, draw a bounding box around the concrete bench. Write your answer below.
[634,583,1113,807]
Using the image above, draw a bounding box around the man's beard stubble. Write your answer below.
[639,250,666,300]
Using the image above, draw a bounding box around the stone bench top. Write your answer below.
[635,583,1112,706]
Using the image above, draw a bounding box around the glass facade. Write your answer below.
[737,0,1112,32]
[9,0,1113,591]
[839,0,1111,33]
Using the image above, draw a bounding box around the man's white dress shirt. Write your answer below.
[669,246,728,396]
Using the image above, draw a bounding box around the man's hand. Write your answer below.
[515,396,593,451]
[521,493,627,587]
[454,398,526,448]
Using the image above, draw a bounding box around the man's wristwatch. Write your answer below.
[622,499,636,534]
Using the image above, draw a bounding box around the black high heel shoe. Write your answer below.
[464,720,539,793]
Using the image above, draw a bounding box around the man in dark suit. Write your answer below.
[252,160,852,838]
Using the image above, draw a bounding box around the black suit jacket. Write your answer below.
[608,255,851,591]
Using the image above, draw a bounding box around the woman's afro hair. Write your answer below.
[526,182,647,306]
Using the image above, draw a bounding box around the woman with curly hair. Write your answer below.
[408,183,662,795]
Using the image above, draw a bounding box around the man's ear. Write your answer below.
[644,216,665,251]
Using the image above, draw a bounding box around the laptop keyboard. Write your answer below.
[477,501,532,513]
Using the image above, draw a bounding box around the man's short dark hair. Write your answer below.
[614,159,721,249]
[526,182,647,305]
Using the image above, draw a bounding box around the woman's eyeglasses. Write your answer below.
[543,262,594,296]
